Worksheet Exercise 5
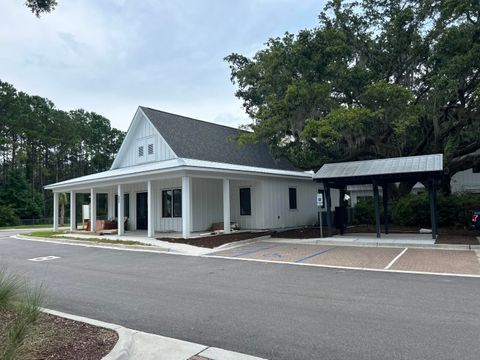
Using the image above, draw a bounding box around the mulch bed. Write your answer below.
[271,225,480,245]
[157,231,270,248]
[0,310,117,360]
[271,226,338,238]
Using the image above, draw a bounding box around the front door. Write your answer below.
[136,192,148,230]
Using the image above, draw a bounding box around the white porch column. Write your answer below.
[223,178,230,234]
[53,192,59,231]
[147,180,155,238]
[70,191,76,231]
[90,188,97,233]
[117,184,124,236]
[182,176,191,239]
[107,190,115,220]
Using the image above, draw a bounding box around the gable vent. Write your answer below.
[148,143,154,155]
[138,146,144,157]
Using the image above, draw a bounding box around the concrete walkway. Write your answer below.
[44,308,265,360]
[270,233,436,246]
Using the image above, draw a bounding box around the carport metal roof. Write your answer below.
[314,154,444,240]
[314,154,443,186]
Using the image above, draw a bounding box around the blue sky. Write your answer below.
[0,0,325,130]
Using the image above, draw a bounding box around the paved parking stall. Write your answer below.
[210,241,480,276]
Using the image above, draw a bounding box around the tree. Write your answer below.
[25,0,57,17]
[0,79,124,223]
[226,0,480,193]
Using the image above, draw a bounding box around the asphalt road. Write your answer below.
[1,234,479,360]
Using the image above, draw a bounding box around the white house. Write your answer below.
[46,107,337,238]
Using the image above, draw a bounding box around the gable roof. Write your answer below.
[140,106,297,171]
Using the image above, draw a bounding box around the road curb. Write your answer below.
[266,237,479,251]
[13,234,170,253]
[41,308,267,360]
[41,308,134,360]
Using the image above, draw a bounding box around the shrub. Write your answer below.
[0,205,19,227]
[0,267,44,360]
[390,192,480,228]
[352,197,387,225]
[391,193,431,226]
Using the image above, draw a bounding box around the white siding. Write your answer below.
[191,178,223,232]
[256,179,339,229]
[451,168,480,193]
[114,111,176,169]
[229,180,263,229]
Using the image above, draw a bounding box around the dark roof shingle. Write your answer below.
[141,106,296,171]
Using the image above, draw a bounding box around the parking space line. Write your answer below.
[384,248,408,269]
[232,244,282,258]
[294,246,338,263]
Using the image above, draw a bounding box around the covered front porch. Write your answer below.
[51,173,255,239]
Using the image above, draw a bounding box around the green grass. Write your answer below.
[0,224,53,230]
[24,231,149,246]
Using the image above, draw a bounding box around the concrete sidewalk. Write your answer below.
[44,309,266,360]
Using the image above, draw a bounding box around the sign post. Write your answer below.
[82,204,90,230]
[317,192,324,238]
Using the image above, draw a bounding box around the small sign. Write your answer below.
[317,192,324,207]
[82,205,90,220]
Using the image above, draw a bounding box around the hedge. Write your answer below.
[352,192,480,228]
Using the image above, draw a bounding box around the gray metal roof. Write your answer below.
[314,154,443,180]
[141,106,297,171]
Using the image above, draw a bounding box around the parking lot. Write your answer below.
[209,241,480,276]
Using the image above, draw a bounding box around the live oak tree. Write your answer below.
[25,0,57,17]
[226,0,480,193]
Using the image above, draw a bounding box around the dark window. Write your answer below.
[148,143,154,155]
[473,165,480,173]
[138,146,144,157]
[162,189,182,218]
[115,193,130,218]
[289,187,297,210]
[162,190,172,217]
[173,189,182,217]
[240,188,251,216]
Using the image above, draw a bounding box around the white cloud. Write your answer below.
[0,0,324,131]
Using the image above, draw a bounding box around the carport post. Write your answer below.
[324,182,333,237]
[382,185,389,234]
[373,181,381,238]
[428,178,438,240]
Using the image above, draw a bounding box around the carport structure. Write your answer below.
[313,154,444,239]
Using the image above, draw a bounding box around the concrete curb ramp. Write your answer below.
[42,308,266,360]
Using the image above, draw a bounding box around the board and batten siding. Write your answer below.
[451,168,480,193]
[257,179,339,229]
[114,111,176,169]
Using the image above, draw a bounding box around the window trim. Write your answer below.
[162,188,182,218]
[239,187,252,216]
[288,187,297,210]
